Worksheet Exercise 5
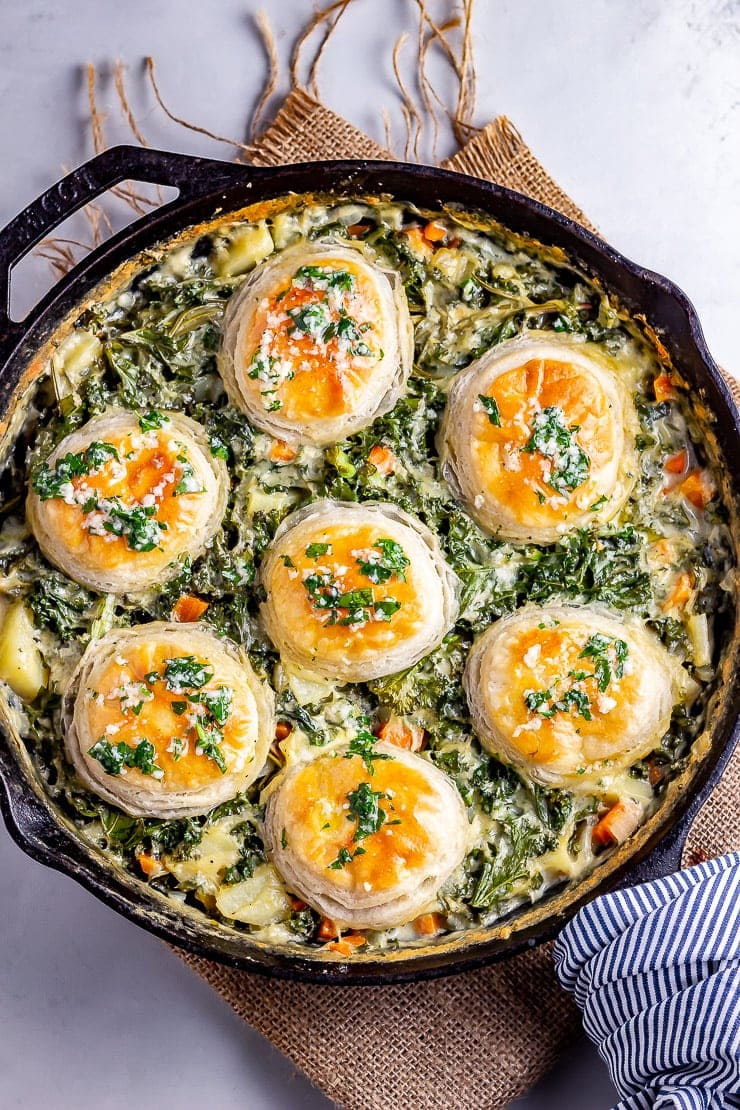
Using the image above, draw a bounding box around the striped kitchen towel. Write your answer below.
[554,852,740,1108]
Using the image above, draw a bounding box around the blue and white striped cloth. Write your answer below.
[554,852,740,1108]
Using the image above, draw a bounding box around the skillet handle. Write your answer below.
[0,145,255,360]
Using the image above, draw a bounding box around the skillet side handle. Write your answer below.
[0,145,257,362]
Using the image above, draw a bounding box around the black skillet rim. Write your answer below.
[0,149,737,984]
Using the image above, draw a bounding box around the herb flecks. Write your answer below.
[32,441,119,500]
[478,394,501,427]
[128,656,235,776]
[345,722,393,775]
[354,538,410,584]
[88,737,163,779]
[328,781,395,870]
[523,633,629,722]
[302,567,402,627]
[522,406,590,496]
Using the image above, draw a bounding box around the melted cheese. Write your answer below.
[63,623,274,818]
[439,337,638,542]
[464,605,687,790]
[218,243,413,444]
[27,410,228,595]
[260,500,459,682]
[266,743,468,929]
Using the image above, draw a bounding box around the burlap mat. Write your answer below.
[174,87,740,1110]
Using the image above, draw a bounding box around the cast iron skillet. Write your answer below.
[0,146,738,984]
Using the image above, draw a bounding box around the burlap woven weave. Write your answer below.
[175,88,740,1110]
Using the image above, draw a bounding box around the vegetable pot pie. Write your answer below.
[2,195,733,956]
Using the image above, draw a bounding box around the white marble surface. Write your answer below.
[0,1,738,1107]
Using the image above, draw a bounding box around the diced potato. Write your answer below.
[246,483,296,516]
[687,612,712,668]
[0,601,47,701]
[215,222,274,277]
[165,816,242,895]
[215,863,292,926]
[270,211,301,250]
[52,329,102,383]
[431,248,468,284]
[284,662,334,707]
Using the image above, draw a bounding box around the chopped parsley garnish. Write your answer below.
[303,572,402,627]
[170,736,186,761]
[305,542,331,558]
[522,406,590,495]
[478,394,501,426]
[578,633,628,691]
[190,686,233,724]
[327,781,395,870]
[288,301,332,339]
[524,633,629,721]
[524,685,593,721]
[328,846,362,870]
[174,454,203,496]
[322,312,373,356]
[88,737,162,778]
[372,597,401,621]
[347,781,389,841]
[194,719,228,773]
[355,538,410,584]
[345,722,393,775]
[32,441,119,499]
[138,410,168,432]
[100,500,165,552]
[162,656,213,690]
[293,265,354,293]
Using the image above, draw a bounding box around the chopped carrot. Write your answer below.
[664,449,688,475]
[275,721,292,741]
[289,896,307,912]
[591,798,642,850]
[270,439,297,463]
[376,715,425,751]
[136,851,165,879]
[653,372,675,401]
[679,470,715,509]
[662,569,694,612]
[415,912,445,936]
[423,220,446,243]
[648,760,666,788]
[326,934,366,956]
[367,443,397,476]
[347,223,369,237]
[404,226,433,258]
[172,594,209,623]
[317,917,339,942]
[651,538,674,564]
